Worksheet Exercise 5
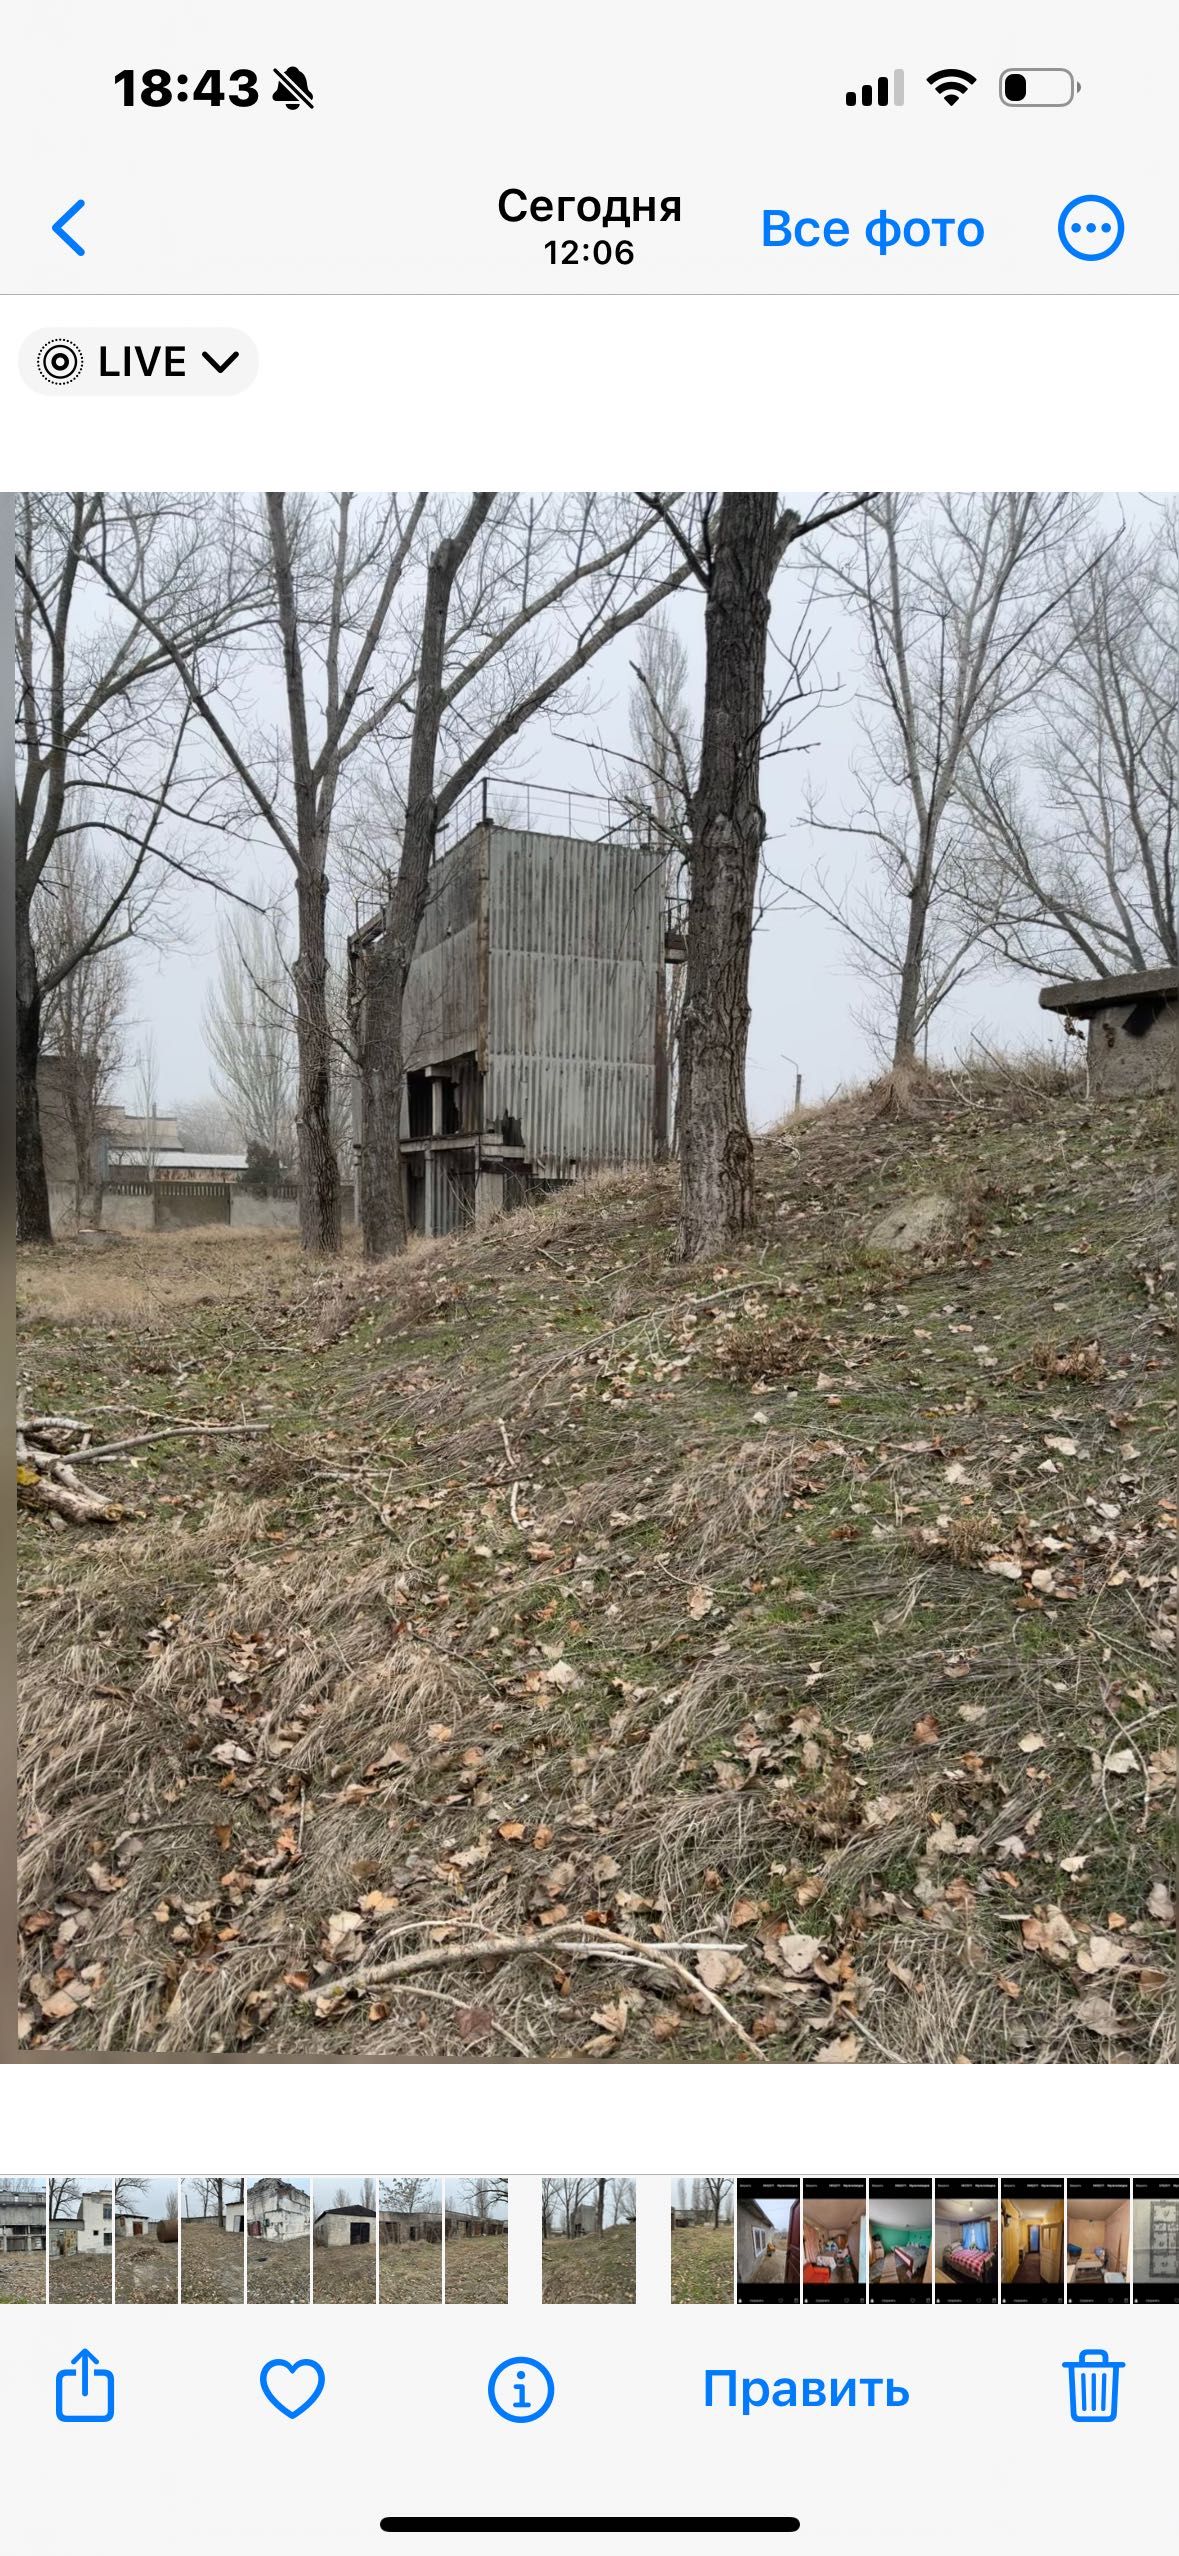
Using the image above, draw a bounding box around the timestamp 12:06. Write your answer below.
[545,239,634,264]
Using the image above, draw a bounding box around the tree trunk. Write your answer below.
[357,903,411,1260]
[596,2177,606,2239]
[15,890,52,1244]
[293,862,341,1255]
[677,493,777,1259]
[358,507,490,1260]
[891,853,934,1074]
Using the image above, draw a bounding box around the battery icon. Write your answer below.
[1000,68,1078,106]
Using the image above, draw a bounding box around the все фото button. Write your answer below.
[20,329,258,393]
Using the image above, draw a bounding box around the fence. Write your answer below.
[61,1180,357,1236]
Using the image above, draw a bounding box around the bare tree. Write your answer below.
[86,491,426,1254]
[643,492,866,1256]
[15,492,251,1242]
[621,613,696,1150]
[46,2178,79,2222]
[204,902,297,1158]
[379,2176,436,2217]
[802,492,1104,1083]
[35,831,130,1218]
[129,1034,161,1175]
[701,2176,731,2227]
[112,2178,146,2212]
[174,1093,240,1152]
[964,510,1177,977]
[353,493,695,1258]
[607,2177,636,2226]
[542,2175,594,2237]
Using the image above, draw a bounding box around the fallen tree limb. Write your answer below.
[310,1925,767,2061]
[63,1421,270,1464]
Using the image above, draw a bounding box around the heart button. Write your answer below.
[259,2357,326,2419]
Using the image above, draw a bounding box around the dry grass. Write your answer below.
[671,2221,735,2304]
[542,2223,636,2304]
[379,2245,443,2305]
[444,2235,509,2304]
[0,2258,46,2304]
[17,1075,1176,2065]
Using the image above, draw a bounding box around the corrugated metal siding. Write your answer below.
[402,833,482,1074]
[485,829,661,1172]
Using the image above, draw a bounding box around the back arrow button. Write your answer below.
[52,199,86,257]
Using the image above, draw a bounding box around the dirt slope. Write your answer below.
[17,1072,1175,2063]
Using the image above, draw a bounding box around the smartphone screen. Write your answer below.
[3,9,1175,2552]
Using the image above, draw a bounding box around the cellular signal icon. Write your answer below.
[846,71,905,107]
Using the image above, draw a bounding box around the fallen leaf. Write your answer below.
[1104,1748,1137,1775]
[1147,1880,1175,1925]
[1018,1733,1047,1754]
[326,1909,364,1953]
[1021,1906,1078,1962]
[497,1821,526,1841]
[696,1948,745,1992]
[1076,1933,1129,1973]
[814,2034,860,2062]
[731,1898,760,1927]
[763,1930,821,1978]
[540,1660,578,1693]
[912,1712,941,1746]
[687,1583,714,1620]
[1044,1435,1079,1457]
[1074,1993,1123,2037]
[590,1999,630,2039]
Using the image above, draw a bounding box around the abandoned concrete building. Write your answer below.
[0,2194,46,2252]
[240,2178,311,2242]
[380,2207,444,2245]
[1039,964,1178,1096]
[350,789,672,1237]
[314,2205,377,2248]
[445,2212,507,2241]
[48,2193,135,2255]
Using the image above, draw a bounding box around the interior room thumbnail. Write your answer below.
[868,2196,933,2291]
[934,2196,998,2298]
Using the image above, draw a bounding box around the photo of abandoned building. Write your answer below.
[541,2177,637,2304]
[670,2179,734,2304]
[244,2175,312,2306]
[180,2178,245,2305]
[0,2178,47,2303]
[379,2179,444,2304]
[113,2178,179,2305]
[46,2181,120,2305]
[15,489,1176,2072]
[312,2180,378,2304]
[443,2178,509,2304]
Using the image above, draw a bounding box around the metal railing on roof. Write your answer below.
[435,775,652,859]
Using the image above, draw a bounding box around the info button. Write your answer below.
[20,329,257,394]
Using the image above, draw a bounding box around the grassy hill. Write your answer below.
[17,1070,1175,2064]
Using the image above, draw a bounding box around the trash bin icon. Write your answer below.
[1063,2347,1124,2423]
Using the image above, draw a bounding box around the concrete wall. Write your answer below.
[486,828,662,1173]
[100,1189,155,1232]
[1088,999,1178,1097]
[230,1190,300,1230]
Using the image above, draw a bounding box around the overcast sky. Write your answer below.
[110,491,1146,1124]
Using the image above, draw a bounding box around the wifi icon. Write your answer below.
[927,67,976,105]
